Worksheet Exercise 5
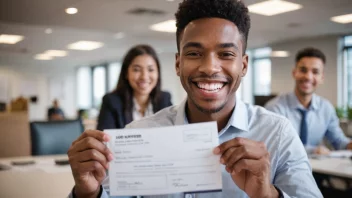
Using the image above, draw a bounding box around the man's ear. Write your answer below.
[321,71,325,84]
[292,67,296,78]
[175,53,180,76]
[241,54,248,77]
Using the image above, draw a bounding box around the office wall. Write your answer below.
[0,66,77,120]
[48,73,77,119]
[270,35,340,105]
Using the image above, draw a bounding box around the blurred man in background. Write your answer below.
[48,99,65,120]
[266,47,352,154]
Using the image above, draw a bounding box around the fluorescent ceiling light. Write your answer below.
[66,7,78,14]
[150,20,176,33]
[67,41,104,50]
[34,54,53,60]
[45,50,68,57]
[331,13,352,24]
[0,34,24,44]
[271,51,290,57]
[114,32,125,39]
[248,0,302,16]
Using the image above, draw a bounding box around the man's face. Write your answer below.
[176,18,248,113]
[53,100,59,108]
[292,57,324,96]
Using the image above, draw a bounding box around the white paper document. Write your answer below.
[328,150,352,158]
[105,122,222,196]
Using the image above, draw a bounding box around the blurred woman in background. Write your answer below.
[97,44,172,130]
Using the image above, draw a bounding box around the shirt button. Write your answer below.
[185,194,193,198]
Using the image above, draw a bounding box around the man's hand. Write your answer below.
[213,137,278,198]
[346,142,352,150]
[68,130,113,198]
[313,146,330,155]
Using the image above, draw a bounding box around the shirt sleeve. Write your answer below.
[264,99,285,116]
[273,120,323,198]
[324,103,351,149]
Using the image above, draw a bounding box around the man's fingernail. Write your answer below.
[213,147,220,154]
[108,154,114,161]
[103,134,110,141]
[231,170,236,175]
[106,163,110,169]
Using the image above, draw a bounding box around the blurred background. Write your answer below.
[0,0,352,197]
[0,0,351,119]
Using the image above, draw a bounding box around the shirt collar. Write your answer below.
[288,91,318,111]
[174,98,249,133]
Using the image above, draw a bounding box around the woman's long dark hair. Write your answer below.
[114,44,162,113]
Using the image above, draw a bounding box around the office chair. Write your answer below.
[30,119,83,155]
[254,95,277,107]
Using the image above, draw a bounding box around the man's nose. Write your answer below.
[198,53,221,76]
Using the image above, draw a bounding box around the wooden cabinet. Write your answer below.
[0,112,31,158]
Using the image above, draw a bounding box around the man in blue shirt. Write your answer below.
[265,47,352,154]
[67,0,322,197]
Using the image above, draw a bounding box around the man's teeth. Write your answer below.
[196,82,224,91]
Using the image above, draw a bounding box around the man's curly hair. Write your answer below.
[175,0,251,53]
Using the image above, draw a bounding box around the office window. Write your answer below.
[76,62,122,109]
[253,47,272,96]
[346,47,352,106]
[342,36,352,107]
[93,66,107,108]
[345,35,352,46]
[76,67,92,109]
[108,62,121,92]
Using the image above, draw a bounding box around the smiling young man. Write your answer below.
[266,47,352,154]
[68,1,322,198]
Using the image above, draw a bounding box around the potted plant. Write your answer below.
[336,106,346,119]
[348,106,352,121]
[347,106,352,137]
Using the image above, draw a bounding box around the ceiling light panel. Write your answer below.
[34,54,53,60]
[150,20,176,33]
[331,13,352,24]
[248,0,302,16]
[0,34,24,44]
[67,41,104,50]
[271,51,290,57]
[45,50,68,57]
[66,7,78,14]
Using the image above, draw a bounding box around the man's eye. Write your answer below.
[220,52,234,57]
[186,52,201,57]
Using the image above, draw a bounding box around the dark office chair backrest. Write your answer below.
[30,119,83,155]
[254,95,277,107]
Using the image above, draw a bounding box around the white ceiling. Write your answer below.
[0,0,352,73]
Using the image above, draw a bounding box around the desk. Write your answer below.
[310,155,352,198]
[0,155,74,198]
[310,157,352,179]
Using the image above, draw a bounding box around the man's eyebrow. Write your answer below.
[182,42,203,50]
[217,43,239,51]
